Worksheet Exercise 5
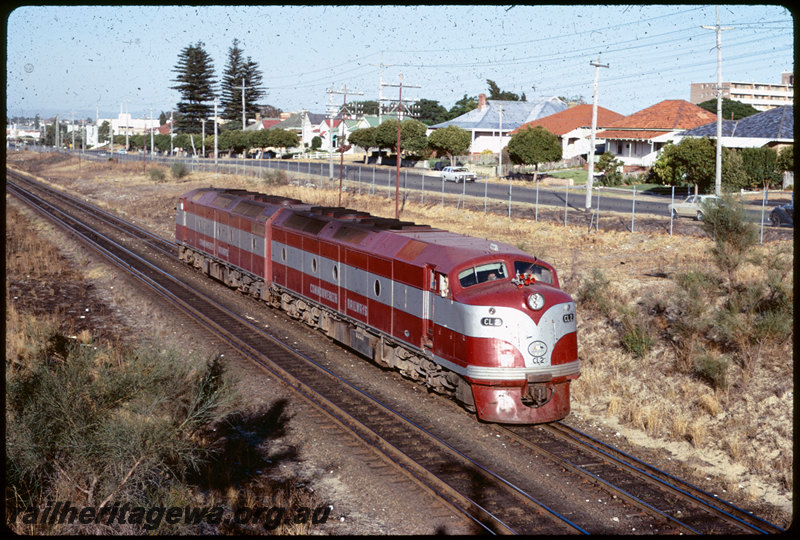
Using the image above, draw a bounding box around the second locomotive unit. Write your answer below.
[176,187,579,423]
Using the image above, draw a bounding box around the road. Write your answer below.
[24,146,791,225]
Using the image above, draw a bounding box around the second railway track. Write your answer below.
[7,169,786,535]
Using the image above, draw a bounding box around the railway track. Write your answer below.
[7,170,585,535]
[501,423,785,534]
[7,169,786,535]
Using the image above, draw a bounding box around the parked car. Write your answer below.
[431,160,448,171]
[769,203,793,227]
[441,166,477,183]
[668,194,721,221]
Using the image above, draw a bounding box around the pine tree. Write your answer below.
[220,39,265,127]
[171,41,217,133]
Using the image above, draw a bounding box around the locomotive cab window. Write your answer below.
[514,261,553,285]
[458,262,507,288]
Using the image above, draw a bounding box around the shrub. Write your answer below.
[694,350,730,391]
[620,316,653,359]
[6,330,233,533]
[170,162,189,180]
[148,167,167,183]
[576,269,615,318]
[700,195,757,285]
[262,168,288,186]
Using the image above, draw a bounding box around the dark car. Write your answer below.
[769,203,793,227]
[432,160,449,171]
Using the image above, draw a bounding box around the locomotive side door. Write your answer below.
[423,265,446,349]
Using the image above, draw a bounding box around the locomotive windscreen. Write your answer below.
[514,261,553,284]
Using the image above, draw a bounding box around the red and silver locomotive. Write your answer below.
[176,187,579,423]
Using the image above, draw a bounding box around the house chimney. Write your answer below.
[478,93,487,111]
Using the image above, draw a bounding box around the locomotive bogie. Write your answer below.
[176,187,579,424]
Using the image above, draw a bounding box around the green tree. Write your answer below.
[506,126,562,179]
[446,94,478,120]
[247,129,271,151]
[697,97,759,120]
[721,148,750,191]
[218,129,248,155]
[153,133,171,153]
[348,126,378,155]
[311,135,323,151]
[650,137,716,194]
[399,118,429,157]
[171,41,217,133]
[375,118,428,158]
[428,125,471,165]
[98,120,110,143]
[349,100,380,115]
[740,146,780,190]
[267,128,299,156]
[487,79,525,101]
[776,145,793,173]
[596,152,624,186]
[220,39,265,127]
[415,98,449,125]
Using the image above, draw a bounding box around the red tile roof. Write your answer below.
[512,104,624,136]
[261,119,281,130]
[597,100,716,140]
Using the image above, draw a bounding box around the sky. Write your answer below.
[5,4,794,122]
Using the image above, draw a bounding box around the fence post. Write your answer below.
[631,185,637,233]
[535,179,539,221]
[508,177,513,219]
[484,178,488,214]
[563,182,568,226]
[595,186,601,231]
[669,185,675,236]
[760,188,766,244]
[421,174,425,205]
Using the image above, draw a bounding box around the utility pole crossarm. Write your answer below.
[381,73,421,219]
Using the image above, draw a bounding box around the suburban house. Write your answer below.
[595,99,717,168]
[511,104,625,160]
[428,94,568,155]
[673,105,793,151]
[674,105,794,189]
[243,116,283,131]
[266,111,326,149]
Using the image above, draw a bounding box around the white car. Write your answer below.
[441,166,477,183]
[668,194,721,221]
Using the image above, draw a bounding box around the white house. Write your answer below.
[428,94,568,155]
[511,104,625,160]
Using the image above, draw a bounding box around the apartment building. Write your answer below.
[690,72,793,111]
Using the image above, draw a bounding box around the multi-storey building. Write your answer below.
[690,72,793,111]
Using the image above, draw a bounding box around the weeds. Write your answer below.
[148,167,167,182]
[5,324,234,534]
[170,162,189,180]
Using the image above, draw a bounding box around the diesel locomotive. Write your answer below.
[176,187,579,423]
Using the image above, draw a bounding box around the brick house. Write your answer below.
[595,100,717,167]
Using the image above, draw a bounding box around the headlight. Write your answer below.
[527,293,545,310]
[528,341,547,357]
